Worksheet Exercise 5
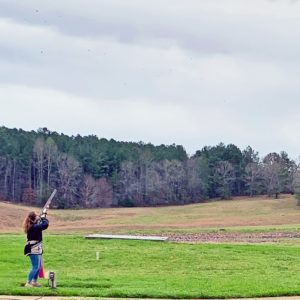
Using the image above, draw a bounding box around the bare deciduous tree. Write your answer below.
[214,161,235,199]
[262,153,282,198]
[244,162,263,197]
[33,138,45,202]
[45,137,58,189]
[186,157,209,201]
[56,153,82,207]
[161,159,187,204]
[82,175,113,208]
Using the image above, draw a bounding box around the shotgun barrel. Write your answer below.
[41,189,57,214]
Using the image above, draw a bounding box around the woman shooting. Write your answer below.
[22,210,49,287]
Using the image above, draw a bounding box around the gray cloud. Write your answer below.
[1,0,300,158]
[2,0,300,58]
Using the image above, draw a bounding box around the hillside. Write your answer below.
[1,195,300,243]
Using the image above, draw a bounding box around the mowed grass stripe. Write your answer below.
[1,234,300,298]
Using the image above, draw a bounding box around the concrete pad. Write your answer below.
[85,234,169,241]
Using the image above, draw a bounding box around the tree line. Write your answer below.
[0,126,299,208]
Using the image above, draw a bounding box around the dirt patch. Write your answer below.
[167,231,300,243]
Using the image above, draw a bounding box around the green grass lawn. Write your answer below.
[1,234,300,298]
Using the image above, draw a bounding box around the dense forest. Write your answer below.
[0,126,299,208]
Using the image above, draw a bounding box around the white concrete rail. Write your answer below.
[85,234,169,241]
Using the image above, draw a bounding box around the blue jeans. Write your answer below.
[28,254,41,282]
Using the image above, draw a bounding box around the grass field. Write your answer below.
[1,234,300,298]
[1,194,300,298]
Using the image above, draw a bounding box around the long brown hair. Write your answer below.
[23,211,37,233]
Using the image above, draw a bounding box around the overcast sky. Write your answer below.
[1,0,300,158]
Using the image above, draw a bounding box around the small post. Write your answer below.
[49,271,56,288]
[96,251,100,260]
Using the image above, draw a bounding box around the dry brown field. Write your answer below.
[1,194,300,243]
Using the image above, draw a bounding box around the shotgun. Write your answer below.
[40,189,57,217]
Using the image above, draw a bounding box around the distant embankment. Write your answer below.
[1,195,299,237]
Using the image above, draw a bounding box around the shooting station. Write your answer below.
[85,234,169,242]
